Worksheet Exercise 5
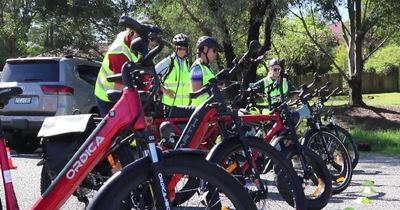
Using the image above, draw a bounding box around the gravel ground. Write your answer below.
[0,151,399,210]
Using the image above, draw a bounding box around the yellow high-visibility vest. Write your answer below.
[95,31,138,102]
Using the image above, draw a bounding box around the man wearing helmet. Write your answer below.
[250,58,289,107]
[190,36,221,106]
[155,33,191,106]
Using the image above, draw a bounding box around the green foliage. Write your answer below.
[270,16,336,76]
[145,0,251,65]
[364,44,400,73]
[332,42,347,73]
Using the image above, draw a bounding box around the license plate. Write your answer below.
[15,97,32,104]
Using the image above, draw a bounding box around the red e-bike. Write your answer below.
[0,16,256,210]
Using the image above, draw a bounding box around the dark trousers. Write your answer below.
[96,96,116,117]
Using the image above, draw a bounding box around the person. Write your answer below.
[189,36,221,106]
[94,27,140,117]
[155,33,191,106]
[250,58,289,106]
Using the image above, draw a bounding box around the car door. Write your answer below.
[73,63,101,114]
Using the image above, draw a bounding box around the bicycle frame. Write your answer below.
[1,17,234,210]
[0,132,19,209]
[149,108,284,151]
[2,87,146,210]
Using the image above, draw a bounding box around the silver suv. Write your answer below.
[0,56,101,153]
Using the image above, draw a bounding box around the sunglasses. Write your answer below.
[176,47,187,51]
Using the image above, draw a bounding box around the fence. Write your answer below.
[289,70,399,94]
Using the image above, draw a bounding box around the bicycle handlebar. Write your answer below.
[189,85,209,99]
[323,87,341,103]
[119,16,163,40]
[297,72,322,100]
[190,40,261,100]
[229,40,261,75]
[106,23,168,84]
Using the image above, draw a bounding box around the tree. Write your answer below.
[271,16,336,76]
[0,0,39,66]
[288,0,400,106]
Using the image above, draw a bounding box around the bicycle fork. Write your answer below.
[139,130,172,210]
[314,122,336,164]
[220,114,269,199]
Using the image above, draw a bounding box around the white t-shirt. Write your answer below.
[155,53,188,77]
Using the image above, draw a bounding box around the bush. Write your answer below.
[364,44,400,73]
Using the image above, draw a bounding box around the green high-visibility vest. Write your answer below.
[95,31,138,102]
[161,56,191,106]
[262,76,288,103]
[190,60,215,106]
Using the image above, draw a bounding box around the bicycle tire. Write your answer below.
[303,129,353,194]
[207,136,307,210]
[326,124,359,169]
[87,150,257,210]
[272,135,332,210]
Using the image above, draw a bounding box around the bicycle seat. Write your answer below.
[167,105,195,118]
[0,85,23,108]
[106,90,122,102]
[0,86,22,98]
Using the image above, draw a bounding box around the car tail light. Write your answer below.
[40,85,74,95]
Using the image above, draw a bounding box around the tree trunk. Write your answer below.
[347,0,365,106]
[243,0,272,86]
[246,0,268,45]
[50,23,54,49]
[207,0,236,68]
[348,77,364,106]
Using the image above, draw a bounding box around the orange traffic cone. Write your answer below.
[6,147,17,169]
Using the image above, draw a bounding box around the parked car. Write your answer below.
[0,56,101,153]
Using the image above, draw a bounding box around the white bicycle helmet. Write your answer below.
[172,33,189,47]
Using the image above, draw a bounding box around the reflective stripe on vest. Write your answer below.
[190,61,215,106]
[262,77,288,103]
[162,56,191,106]
[95,31,138,102]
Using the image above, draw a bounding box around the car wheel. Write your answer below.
[6,132,40,153]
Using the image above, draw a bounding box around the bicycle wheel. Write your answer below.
[272,135,332,210]
[327,124,359,169]
[207,136,307,210]
[87,150,257,210]
[303,129,353,194]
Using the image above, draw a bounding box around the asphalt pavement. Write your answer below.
[1,151,399,210]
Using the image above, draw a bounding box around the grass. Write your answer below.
[326,92,400,154]
[327,92,400,106]
[350,128,400,155]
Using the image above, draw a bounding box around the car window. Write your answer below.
[1,60,59,82]
[76,64,100,85]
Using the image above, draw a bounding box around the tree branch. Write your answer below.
[207,0,236,67]
[362,0,370,24]
[73,17,103,58]
[330,3,350,46]
[289,7,349,82]
[362,34,390,62]
[177,0,212,35]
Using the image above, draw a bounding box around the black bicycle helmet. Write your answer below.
[196,36,221,50]
[172,33,189,47]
